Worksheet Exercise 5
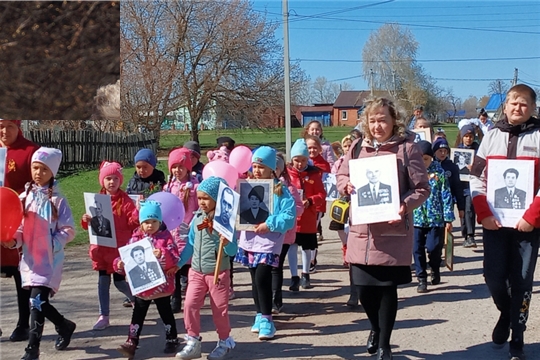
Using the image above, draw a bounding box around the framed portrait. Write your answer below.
[0,147,6,186]
[445,231,454,271]
[214,182,240,241]
[129,194,143,205]
[322,173,339,201]
[236,179,274,231]
[118,237,166,296]
[84,192,117,248]
[349,154,401,225]
[486,159,535,228]
[412,128,432,143]
[450,148,475,182]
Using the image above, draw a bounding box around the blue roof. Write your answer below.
[445,109,466,117]
[485,93,506,111]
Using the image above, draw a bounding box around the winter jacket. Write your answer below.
[470,116,540,227]
[0,133,39,268]
[439,158,465,212]
[178,210,238,274]
[114,227,179,300]
[192,161,205,183]
[336,134,430,266]
[13,181,75,294]
[83,190,139,274]
[321,139,336,168]
[126,169,166,195]
[237,180,296,254]
[288,165,326,233]
[331,156,345,175]
[311,154,331,174]
[413,160,455,228]
[283,178,304,245]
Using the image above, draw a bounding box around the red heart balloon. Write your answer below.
[0,187,23,241]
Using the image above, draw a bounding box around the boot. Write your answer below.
[492,313,511,346]
[342,245,348,267]
[417,279,428,293]
[377,347,393,360]
[431,269,441,286]
[10,326,29,342]
[366,330,379,355]
[346,285,359,308]
[289,276,300,292]
[117,338,137,359]
[55,318,76,351]
[509,331,525,360]
[301,273,313,289]
[20,346,40,360]
[272,289,283,314]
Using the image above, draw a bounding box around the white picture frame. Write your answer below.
[322,173,339,201]
[84,192,117,248]
[236,179,274,231]
[129,194,143,205]
[487,159,535,228]
[214,181,240,241]
[412,128,432,143]
[349,154,401,225]
[450,148,475,182]
[118,237,166,296]
[0,148,6,186]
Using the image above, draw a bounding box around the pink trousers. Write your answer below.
[184,268,231,340]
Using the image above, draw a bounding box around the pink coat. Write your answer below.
[283,178,304,245]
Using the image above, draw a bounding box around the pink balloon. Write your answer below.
[202,161,239,188]
[147,191,185,229]
[229,145,252,174]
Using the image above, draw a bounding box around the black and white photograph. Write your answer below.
[236,179,273,231]
[412,128,432,143]
[487,159,535,228]
[0,148,6,186]
[84,192,117,248]
[118,238,166,296]
[323,173,339,201]
[213,182,240,241]
[450,148,475,181]
[349,154,401,225]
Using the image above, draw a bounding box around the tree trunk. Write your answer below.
[190,129,199,143]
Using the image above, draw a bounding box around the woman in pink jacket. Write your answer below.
[271,153,304,313]
[337,97,430,360]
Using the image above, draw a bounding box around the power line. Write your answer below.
[520,80,540,88]
[327,75,517,83]
[295,56,540,63]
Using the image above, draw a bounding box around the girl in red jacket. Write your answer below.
[287,139,326,290]
[82,161,139,331]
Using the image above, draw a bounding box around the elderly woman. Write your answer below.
[0,119,40,341]
[337,97,430,360]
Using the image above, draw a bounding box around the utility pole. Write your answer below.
[369,69,374,96]
[512,68,518,86]
[283,0,292,161]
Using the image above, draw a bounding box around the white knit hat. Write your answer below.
[31,147,63,177]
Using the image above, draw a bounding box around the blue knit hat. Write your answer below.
[252,146,277,171]
[139,200,162,223]
[432,138,450,153]
[460,124,475,138]
[135,148,157,168]
[291,139,309,158]
[198,176,228,201]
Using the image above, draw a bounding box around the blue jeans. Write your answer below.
[413,227,444,280]
[483,228,539,334]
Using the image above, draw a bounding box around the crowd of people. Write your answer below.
[0,83,539,360]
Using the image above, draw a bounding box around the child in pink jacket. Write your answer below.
[115,201,180,359]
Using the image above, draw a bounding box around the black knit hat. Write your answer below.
[417,140,433,158]
[217,136,235,151]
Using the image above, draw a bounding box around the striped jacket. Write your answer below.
[470,116,540,228]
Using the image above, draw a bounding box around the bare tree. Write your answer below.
[488,79,510,95]
[478,95,491,109]
[443,88,462,121]
[312,77,353,104]
[462,96,479,118]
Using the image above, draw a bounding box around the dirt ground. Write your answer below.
[1,213,540,360]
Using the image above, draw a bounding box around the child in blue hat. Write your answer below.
[126,148,166,196]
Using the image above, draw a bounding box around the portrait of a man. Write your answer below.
[357,168,392,206]
[215,186,235,234]
[90,202,112,238]
[240,185,269,224]
[494,168,526,209]
[128,245,161,289]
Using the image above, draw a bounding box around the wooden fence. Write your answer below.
[23,130,158,172]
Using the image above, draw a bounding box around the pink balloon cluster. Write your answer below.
[203,145,252,188]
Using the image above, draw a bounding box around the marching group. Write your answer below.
[0,83,539,360]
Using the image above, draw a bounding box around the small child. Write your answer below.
[183,141,205,181]
[413,141,454,293]
[4,147,77,360]
[126,148,166,195]
[115,201,180,358]
[175,176,238,360]
[236,146,296,340]
[164,147,199,313]
[81,161,139,330]
[287,139,326,290]
[302,120,335,167]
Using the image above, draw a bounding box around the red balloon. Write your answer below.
[0,187,23,242]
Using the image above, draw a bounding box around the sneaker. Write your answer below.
[164,338,180,354]
[20,346,40,360]
[417,279,428,293]
[117,339,137,359]
[492,314,511,346]
[93,315,110,331]
[272,304,283,314]
[176,335,202,359]
[250,313,262,333]
[207,336,235,360]
[258,318,276,340]
[228,287,235,300]
[171,296,182,313]
[10,326,29,342]
[289,276,300,292]
[463,236,477,248]
[122,298,133,308]
[55,319,76,350]
[301,273,313,289]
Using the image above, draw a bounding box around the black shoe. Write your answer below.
[20,346,40,360]
[417,279,428,293]
[463,237,477,248]
[171,296,182,313]
[301,273,313,289]
[492,314,511,346]
[55,319,76,351]
[509,338,525,360]
[289,276,300,292]
[309,259,317,274]
[164,338,179,354]
[366,330,379,354]
[431,271,441,286]
[10,326,29,342]
[346,287,359,308]
[377,347,393,360]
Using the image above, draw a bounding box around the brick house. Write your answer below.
[332,90,391,127]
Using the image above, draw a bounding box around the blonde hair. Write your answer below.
[341,134,353,146]
[360,97,407,142]
[304,135,322,150]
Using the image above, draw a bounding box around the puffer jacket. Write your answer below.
[14,181,75,294]
[114,227,179,300]
[83,189,139,274]
[283,178,304,245]
[126,169,166,195]
[337,134,430,266]
[288,165,326,233]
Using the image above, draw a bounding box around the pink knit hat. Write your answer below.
[168,148,193,173]
[99,161,124,187]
